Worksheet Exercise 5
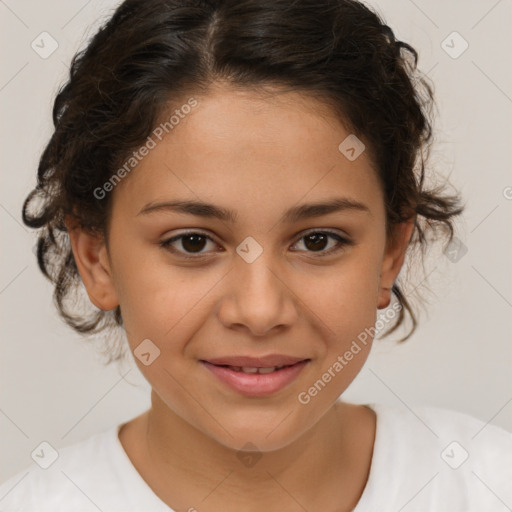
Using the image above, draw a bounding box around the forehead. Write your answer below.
[112,85,383,222]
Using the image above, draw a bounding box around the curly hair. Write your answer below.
[22,0,464,364]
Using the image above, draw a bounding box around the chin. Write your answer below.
[214,428,304,455]
[202,408,311,453]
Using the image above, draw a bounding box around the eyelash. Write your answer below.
[159,229,353,260]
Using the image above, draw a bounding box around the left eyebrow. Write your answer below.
[281,197,371,223]
[137,197,371,223]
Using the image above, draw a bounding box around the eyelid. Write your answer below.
[159,228,353,259]
[159,230,220,258]
[298,227,349,241]
[290,228,353,258]
[162,230,218,244]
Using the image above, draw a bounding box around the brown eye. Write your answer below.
[160,229,352,260]
[291,230,352,257]
[179,234,208,253]
[303,233,329,251]
[160,232,218,258]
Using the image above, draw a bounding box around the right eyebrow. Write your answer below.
[137,200,237,223]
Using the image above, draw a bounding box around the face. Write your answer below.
[71,84,411,452]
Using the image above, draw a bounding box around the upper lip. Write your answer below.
[202,355,309,368]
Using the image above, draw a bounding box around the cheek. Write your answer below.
[113,256,214,345]
[316,252,382,335]
[307,244,382,384]
[110,244,239,373]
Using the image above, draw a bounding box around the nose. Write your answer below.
[216,254,299,337]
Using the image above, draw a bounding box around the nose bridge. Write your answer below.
[219,238,298,336]
[237,242,284,307]
[242,251,279,293]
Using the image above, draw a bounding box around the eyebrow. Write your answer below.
[137,197,370,223]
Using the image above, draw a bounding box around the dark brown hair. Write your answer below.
[22,0,464,363]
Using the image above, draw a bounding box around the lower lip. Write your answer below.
[201,360,309,397]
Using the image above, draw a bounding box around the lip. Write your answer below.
[200,357,310,397]
[203,354,307,368]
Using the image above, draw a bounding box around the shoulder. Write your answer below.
[364,402,512,511]
[0,425,124,512]
[374,401,512,462]
[372,400,512,440]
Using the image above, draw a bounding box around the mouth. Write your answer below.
[210,363,298,374]
[200,358,311,397]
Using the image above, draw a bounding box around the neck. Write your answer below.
[124,392,375,512]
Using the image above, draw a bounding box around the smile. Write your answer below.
[219,364,290,374]
[200,359,310,397]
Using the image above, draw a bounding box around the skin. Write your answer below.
[67,83,414,512]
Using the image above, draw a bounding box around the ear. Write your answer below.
[377,218,415,310]
[65,216,119,311]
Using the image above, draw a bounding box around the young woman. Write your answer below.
[1,1,510,511]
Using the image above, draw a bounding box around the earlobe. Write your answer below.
[65,216,119,311]
[377,219,415,310]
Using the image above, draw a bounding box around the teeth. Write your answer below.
[227,366,284,374]
[255,366,276,374]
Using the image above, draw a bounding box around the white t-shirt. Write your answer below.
[1,402,511,511]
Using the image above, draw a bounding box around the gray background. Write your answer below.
[1,0,511,482]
